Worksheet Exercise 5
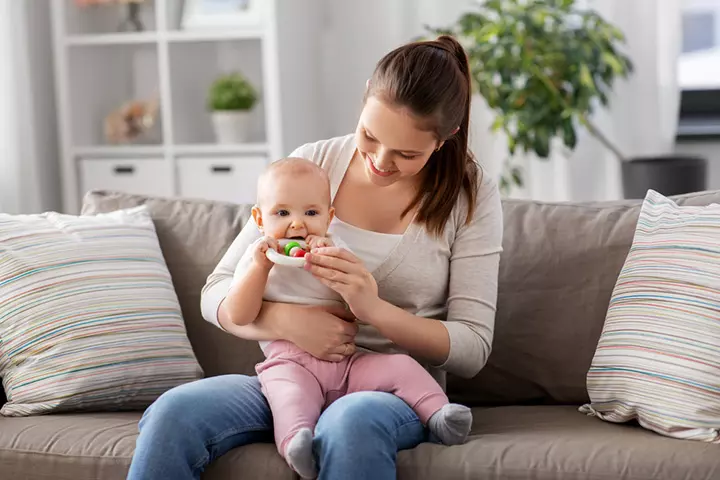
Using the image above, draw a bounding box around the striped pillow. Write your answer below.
[580,190,720,442]
[0,206,203,416]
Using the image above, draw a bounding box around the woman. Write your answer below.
[127,35,503,480]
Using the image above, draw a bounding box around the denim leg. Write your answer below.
[126,375,272,480]
[313,391,427,480]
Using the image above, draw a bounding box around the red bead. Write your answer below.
[292,249,306,258]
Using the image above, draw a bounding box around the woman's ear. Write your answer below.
[251,206,264,231]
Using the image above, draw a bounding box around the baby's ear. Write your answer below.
[327,206,335,225]
[251,206,264,231]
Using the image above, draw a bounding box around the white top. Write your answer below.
[329,216,402,273]
[202,134,503,385]
[232,218,401,353]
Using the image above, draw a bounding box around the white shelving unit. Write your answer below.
[51,0,324,213]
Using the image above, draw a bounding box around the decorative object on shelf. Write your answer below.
[181,0,262,30]
[117,0,146,32]
[104,95,160,144]
[208,72,258,144]
[73,0,147,32]
[428,0,633,194]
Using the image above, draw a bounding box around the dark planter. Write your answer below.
[621,155,708,199]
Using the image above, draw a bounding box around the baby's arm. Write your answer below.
[225,236,278,326]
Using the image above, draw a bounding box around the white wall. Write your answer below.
[25,1,61,213]
[317,0,477,138]
[0,0,60,214]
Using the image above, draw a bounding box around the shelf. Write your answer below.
[174,143,269,155]
[68,43,161,147]
[64,0,158,37]
[66,32,158,46]
[169,40,266,144]
[73,145,165,158]
[166,30,265,43]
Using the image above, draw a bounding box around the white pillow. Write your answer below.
[0,206,203,416]
[580,190,720,442]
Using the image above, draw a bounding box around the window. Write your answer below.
[678,0,720,137]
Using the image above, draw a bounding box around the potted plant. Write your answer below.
[429,0,707,198]
[208,72,258,144]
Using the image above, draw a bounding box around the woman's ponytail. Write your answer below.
[366,35,479,236]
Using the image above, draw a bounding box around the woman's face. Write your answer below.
[355,96,441,187]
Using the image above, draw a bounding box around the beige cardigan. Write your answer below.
[201,134,503,387]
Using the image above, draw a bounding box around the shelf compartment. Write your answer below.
[177,156,267,205]
[64,0,157,36]
[168,39,266,145]
[78,157,173,198]
[69,43,162,147]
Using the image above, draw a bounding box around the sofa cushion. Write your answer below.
[397,406,720,480]
[580,190,720,442]
[0,412,138,480]
[448,190,720,406]
[3,406,714,480]
[80,191,264,378]
[0,206,203,416]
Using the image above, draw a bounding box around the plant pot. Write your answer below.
[621,155,708,199]
[211,111,252,144]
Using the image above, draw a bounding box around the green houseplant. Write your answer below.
[208,72,258,144]
[428,0,633,193]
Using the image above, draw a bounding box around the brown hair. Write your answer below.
[366,35,479,236]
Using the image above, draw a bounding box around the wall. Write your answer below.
[0,1,60,214]
[318,0,477,138]
[25,1,61,213]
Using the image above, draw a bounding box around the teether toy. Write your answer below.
[266,239,309,267]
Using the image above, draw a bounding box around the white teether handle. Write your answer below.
[265,239,308,268]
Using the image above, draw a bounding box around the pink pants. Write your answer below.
[256,340,449,456]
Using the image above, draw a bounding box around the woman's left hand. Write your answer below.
[304,247,380,322]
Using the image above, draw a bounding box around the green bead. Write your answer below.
[284,241,301,256]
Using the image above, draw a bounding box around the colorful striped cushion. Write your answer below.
[0,206,203,416]
[580,190,720,442]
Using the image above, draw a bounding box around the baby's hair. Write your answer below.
[256,157,331,206]
[265,157,327,179]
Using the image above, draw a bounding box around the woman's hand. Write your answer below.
[304,247,381,322]
[277,303,359,362]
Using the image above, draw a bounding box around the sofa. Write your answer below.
[1,188,719,480]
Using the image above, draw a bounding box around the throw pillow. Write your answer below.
[0,205,203,416]
[580,190,720,442]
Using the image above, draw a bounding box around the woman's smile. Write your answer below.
[363,152,397,178]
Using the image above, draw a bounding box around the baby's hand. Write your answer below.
[306,235,334,249]
[252,236,280,269]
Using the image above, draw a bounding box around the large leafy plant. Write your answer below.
[429,0,633,192]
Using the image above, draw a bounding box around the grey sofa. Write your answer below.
[1,188,719,480]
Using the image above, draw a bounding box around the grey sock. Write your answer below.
[428,404,472,446]
[286,428,317,479]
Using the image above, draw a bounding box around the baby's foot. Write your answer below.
[286,428,317,479]
[428,403,472,445]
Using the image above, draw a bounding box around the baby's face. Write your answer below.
[255,171,333,241]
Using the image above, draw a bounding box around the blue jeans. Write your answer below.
[126,375,427,479]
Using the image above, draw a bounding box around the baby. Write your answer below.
[230,157,472,479]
